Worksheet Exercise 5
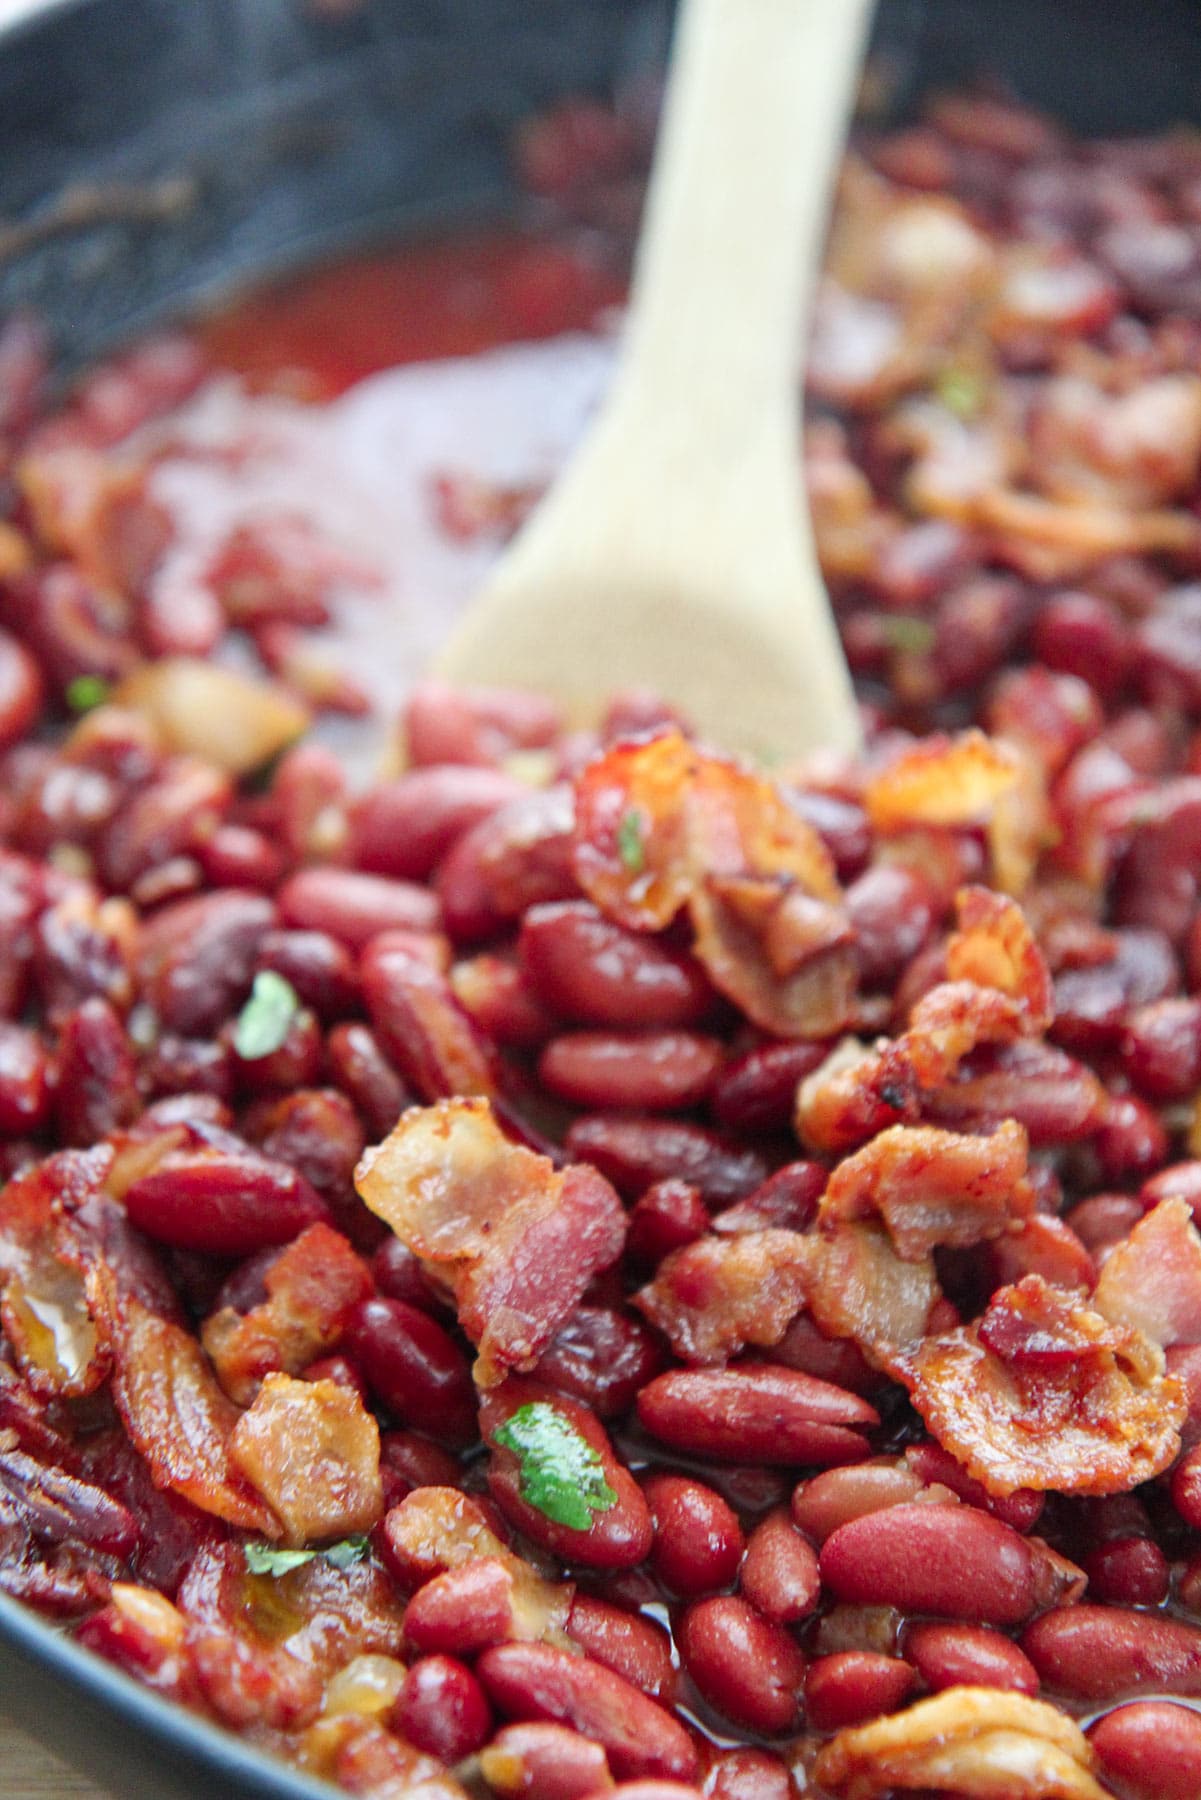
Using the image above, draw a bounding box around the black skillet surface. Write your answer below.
[0,0,1198,1794]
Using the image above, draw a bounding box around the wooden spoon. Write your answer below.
[434,0,873,762]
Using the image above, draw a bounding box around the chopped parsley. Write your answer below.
[877,615,936,656]
[244,1534,370,1578]
[65,674,110,714]
[234,970,300,1060]
[617,807,646,874]
[935,365,986,420]
[493,1401,618,1532]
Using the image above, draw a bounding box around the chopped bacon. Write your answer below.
[0,1147,113,1400]
[908,1274,1185,1495]
[634,1230,814,1364]
[807,1222,941,1374]
[1093,1198,1201,1348]
[986,1213,1097,1293]
[229,1374,383,1547]
[202,1223,374,1406]
[574,733,852,1036]
[355,1099,626,1386]
[864,731,1021,832]
[813,1687,1107,1800]
[104,1288,281,1536]
[947,887,1053,1028]
[819,1119,1034,1260]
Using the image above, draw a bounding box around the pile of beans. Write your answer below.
[3,82,1201,1800]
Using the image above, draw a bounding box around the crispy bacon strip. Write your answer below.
[814,1687,1107,1800]
[634,1230,814,1365]
[229,1374,383,1547]
[909,1274,1184,1496]
[819,1119,1034,1261]
[0,1148,114,1400]
[1093,1198,1201,1350]
[864,731,1021,832]
[355,1099,626,1386]
[807,1222,940,1375]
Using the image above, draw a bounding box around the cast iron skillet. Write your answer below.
[0,0,1198,1793]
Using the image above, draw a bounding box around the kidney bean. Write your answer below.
[710,1162,826,1236]
[706,1748,792,1800]
[709,1042,830,1135]
[1064,1191,1146,1261]
[344,1296,476,1447]
[0,1021,51,1136]
[1022,1605,1201,1701]
[627,1181,709,1274]
[326,1021,412,1139]
[404,1556,517,1656]
[768,1313,883,1398]
[1082,1535,1170,1607]
[903,1621,1038,1695]
[393,1653,492,1763]
[361,937,497,1104]
[99,758,232,893]
[639,1367,877,1468]
[821,1504,1036,1625]
[677,1596,803,1737]
[437,786,577,944]
[349,765,525,879]
[1172,1443,1201,1528]
[247,1087,366,1213]
[477,1642,699,1783]
[642,1474,744,1598]
[0,629,41,752]
[532,1307,664,1420]
[228,1006,323,1097]
[450,952,556,1049]
[369,1239,440,1318]
[790,1462,927,1543]
[845,864,940,990]
[143,1035,234,1103]
[265,741,347,863]
[567,1595,677,1705]
[538,1030,724,1112]
[404,679,562,770]
[1120,996,1201,1099]
[275,868,439,952]
[903,1440,1045,1534]
[123,1140,329,1256]
[803,1652,918,1733]
[482,1382,652,1571]
[740,1507,820,1624]
[565,1116,769,1205]
[195,824,283,894]
[253,929,358,1020]
[479,1721,613,1800]
[137,890,276,1036]
[378,1432,461,1508]
[1089,1700,1201,1800]
[518,901,714,1028]
[55,998,139,1144]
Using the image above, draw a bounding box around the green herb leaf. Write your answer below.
[234,970,300,1060]
[877,615,936,656]
[935,365,986,421]
[65,674,110,714]
[493,1401,618,1532]
[244,1534,371,1578]
[617,808,646,874]
[244,1543,317,1577]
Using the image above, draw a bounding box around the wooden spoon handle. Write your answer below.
[615,0,875,444]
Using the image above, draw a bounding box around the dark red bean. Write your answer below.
[539,1030,723,1112]
[54,998,139,1144]
[1022,1605,1201,1700]
[1064,1191,1146,1260]
[477,1642,699,1784]
[378,1431,461,1506]
[0,630,43,751]
[450,951,555,1049]
[903,1440,1045,1534]
[518,901,714,1028]
[1033,589,1131,702]
[1089,1700,1201,1800]
[709,1041,830,1134]
[845,864,940,988]
[370,1238,443,1317]
[404,679,562,770]
[361,937,497,1104]
[1082,1535,1170,1607]
[565,1116,769,1205]
[706,1748,793,1800]
[326,1021,411,1139]
[437,786,577,944]
[804,1652,918,1732]
[137,890,276,1036]
[791,1462,927,1543]
[392,1654,491,1763]
[1120,996,1201,1099]
[196,824,284,893]
[142,1034,233,1103]
[246,1088,366,1218]
[740,1507,820,1624]
[254,929,358,1020]
[567,1594,677,1704]
[710,1162,826,1236]
[404,1557,515,1656]
[349,765,525,878]
[638,1367,877,1467]
[0,1021,51,1136]
[99,759,232,892]
[677,1595,804,1737]
[479,1721,613,1800]
[123,1142,328,1256]
[643,1474,744,1598]
[277,867,439,949]
[532,1307,664,1420]
[228,1006,323,1097]
[820,1504,1036,1625]
[626,1180,709,1271]
[344,1296,477,1447]
[904,1621,1039,1694]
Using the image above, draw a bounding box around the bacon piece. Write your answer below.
[808,1222,940,1374]
[947,887,1053,1028]
[1093,1198,1201,1349]
[820,1119,1034,1260]
[573,733,852,1036]
[104,1287,280,1536]
[864,732,1021,832]
[634,1230,814,1364]
[814,1687,1107,1800]
[229,1374,383,1547]
[0,1147,114,1400]
[909,1275,1185,1496]
[355,1099,626,1386]
[202,1223,373,1406]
